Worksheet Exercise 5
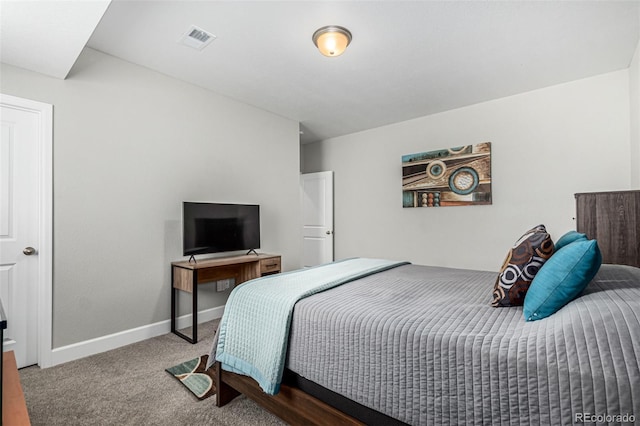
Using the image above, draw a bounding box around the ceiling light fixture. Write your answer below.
[312,26,352,57]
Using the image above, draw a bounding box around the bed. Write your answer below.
[211,190,640,425]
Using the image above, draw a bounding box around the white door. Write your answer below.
[301,171,334,267]
[0,97,47,368]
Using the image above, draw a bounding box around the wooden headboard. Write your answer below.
[575,190,640,268]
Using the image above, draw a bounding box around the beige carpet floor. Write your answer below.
[19,320,285,426]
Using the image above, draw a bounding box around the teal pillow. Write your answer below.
[523,239,602,321]
[554,230,587,251]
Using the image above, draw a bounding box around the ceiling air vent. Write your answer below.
[179,25,216,51]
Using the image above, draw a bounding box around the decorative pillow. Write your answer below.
[554,230,587,251]
[523,239,602,321]
[491,225,555,307]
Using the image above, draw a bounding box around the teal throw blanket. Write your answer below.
[215,258,409,395]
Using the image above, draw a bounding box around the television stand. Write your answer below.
[246,248,258,256]
[171,253,281,343]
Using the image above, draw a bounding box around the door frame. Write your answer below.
[1,94,53,367]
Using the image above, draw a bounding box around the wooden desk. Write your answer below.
[2,351,30,426]
[171,253,281,343]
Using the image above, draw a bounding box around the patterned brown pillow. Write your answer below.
[492,225,554,307]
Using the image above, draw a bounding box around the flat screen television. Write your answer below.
[182,202,260,256]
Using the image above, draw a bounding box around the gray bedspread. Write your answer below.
[286,264,640,425]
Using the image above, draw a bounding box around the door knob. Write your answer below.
[326,230,333,235]
[23,247,37,256]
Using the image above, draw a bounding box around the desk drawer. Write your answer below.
[260,257,281,275]
[198,265,240,284]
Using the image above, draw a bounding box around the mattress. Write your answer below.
[286,263,640,425]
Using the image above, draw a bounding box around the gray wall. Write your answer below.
[1,48,301,348]
[630,39,640,187]
[303,70,633,272]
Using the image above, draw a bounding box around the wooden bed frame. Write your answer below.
[214,362,363,425]
[214,190,639,425]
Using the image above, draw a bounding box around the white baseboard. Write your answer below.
[49,306,224,367]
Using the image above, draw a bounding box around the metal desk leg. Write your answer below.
[171,266,176,334]
[192,269,198,343]
[171,267,198,344]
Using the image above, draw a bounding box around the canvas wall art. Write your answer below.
[402,142,492,207]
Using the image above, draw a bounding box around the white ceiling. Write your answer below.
[1,1,639,144]
[0,0,111,79]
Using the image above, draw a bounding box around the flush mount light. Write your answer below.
[312,25,352,57]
